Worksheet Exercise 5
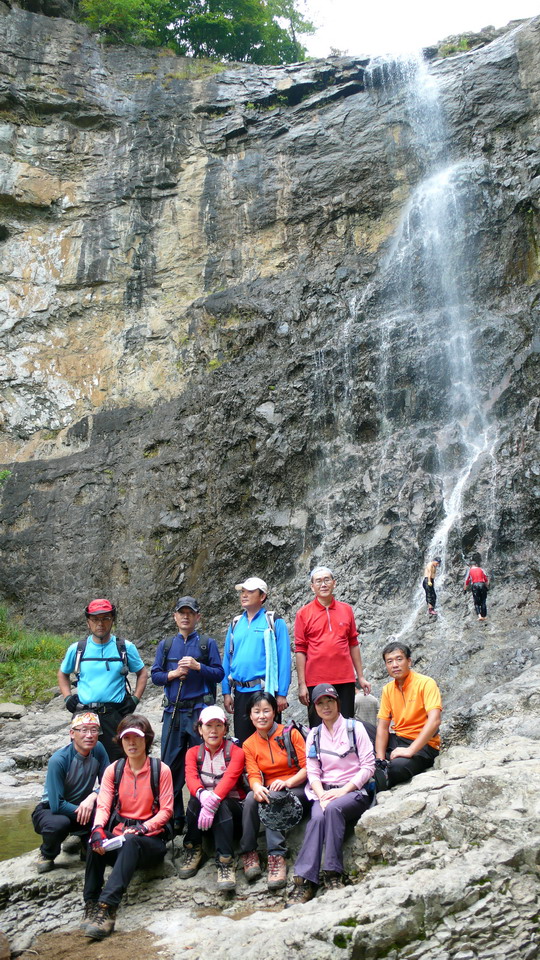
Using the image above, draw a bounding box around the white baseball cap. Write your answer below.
[235,577,268,593]
[199,706,227,725]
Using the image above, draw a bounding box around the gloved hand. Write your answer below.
[197,791,221,830]
[123,694,139,713]
[374,759,389,792]
[123,824,148,836]
[64,694,80,713]
[90,826,107,851]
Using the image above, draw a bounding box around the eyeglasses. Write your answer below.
[313,578,334,586]
[75,727,100,735]
[88,615,113,623]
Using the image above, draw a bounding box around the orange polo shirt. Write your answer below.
[378,670,442,750]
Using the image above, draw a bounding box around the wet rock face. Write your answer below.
[0,8,539,714]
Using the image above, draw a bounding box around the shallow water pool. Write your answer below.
[0,803,39,861]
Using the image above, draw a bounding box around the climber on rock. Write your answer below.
[422,557,441,616]
[464,562,489,621]
[361,640,442,790]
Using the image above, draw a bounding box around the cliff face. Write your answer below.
[0,6,539,708]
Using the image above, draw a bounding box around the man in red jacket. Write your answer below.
[464,563,490,620]
[295,566,371,727]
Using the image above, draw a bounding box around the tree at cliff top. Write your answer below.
[79,0,314,62]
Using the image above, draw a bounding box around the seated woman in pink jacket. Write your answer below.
[82,714,173,941]
[288,684,375,903]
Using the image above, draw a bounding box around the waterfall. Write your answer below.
[362,54,497,634]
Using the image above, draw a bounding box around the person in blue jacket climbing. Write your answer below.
[222,577,291,744]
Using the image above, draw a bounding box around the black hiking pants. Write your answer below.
[361,722,438,786]
[32,802,90,860]
[471,583,488,617]
[185,795,243,858]
[83,833,166,907]
[422,578,437,609]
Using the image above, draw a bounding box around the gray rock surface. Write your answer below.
[1,668,538,958]
[0,11,537,725]
[0,704,26,719]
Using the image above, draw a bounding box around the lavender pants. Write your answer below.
[294,791,370,883]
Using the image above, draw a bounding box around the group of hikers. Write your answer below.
[33,567,444,941]
[423,557,490,620]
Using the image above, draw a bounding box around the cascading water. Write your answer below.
[362,54,498,634]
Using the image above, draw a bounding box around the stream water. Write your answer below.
[0,802,38,861]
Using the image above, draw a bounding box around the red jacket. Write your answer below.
[185,740,246,800]
[464,567,489,587]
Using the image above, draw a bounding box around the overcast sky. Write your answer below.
[303,0,540,58]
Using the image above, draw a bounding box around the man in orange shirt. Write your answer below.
[363,640,442,789]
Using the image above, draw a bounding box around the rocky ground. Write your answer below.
[1,669,539,959]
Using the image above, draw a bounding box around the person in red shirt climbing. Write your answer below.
[464,562,490,620]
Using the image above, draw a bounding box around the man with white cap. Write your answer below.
[31,712,108,873]
[295,566,371,727]
[222,577,291,743]
[58,598,148,761]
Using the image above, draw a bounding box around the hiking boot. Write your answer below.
[324,871,344,890]
[178,843,203,879]
[85,901,117,940]
[79,901,97,933]
[267,854,287,890]
[242,850,262,882]
[216,856,236,892]
[62,834,82,854]
[36,851,55,874]
[287,876,317,904]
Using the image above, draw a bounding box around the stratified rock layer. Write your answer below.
[0,8,539,714]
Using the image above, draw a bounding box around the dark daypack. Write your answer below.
[228,611,277,659]
[161,632,216,702]
[110,756,174,851]
[308,718,358,761]
[112,756,162,819]
[195,737,248,793]
[277,719,310,768]
[73,636,131,693]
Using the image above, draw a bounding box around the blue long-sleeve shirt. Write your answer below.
[221,608,291,697]
[151,631,224,712]
[41,741,109,816]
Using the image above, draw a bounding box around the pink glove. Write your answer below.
[197,791,221,831]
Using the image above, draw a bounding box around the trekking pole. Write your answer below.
[161,676,185,759]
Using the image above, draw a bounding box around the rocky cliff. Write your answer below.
[0,5,539,712]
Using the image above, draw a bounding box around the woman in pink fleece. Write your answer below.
[288,683,375,903]
[82,714,173,940]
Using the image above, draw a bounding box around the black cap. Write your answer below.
[174,596,200,613]
[311,683,339,704]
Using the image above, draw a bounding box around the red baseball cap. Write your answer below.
[86,599,115,615]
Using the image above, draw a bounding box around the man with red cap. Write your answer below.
[58,599,148,761]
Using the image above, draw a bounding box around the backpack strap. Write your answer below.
[149,757,161,816]
[74,638,87,681]
[228,615,242,659]
[112,757,127,818]
[346,717,357,752]
[74,636,130,690]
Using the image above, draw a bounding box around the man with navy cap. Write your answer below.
[58,599,148,762]
[222,576,291,744]
[151,596,224,834]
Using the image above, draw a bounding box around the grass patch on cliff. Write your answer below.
[0,606,74,705]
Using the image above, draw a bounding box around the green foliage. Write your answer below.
[79,0,314,64]
[0,606,75,704]
[0,470,11,487]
